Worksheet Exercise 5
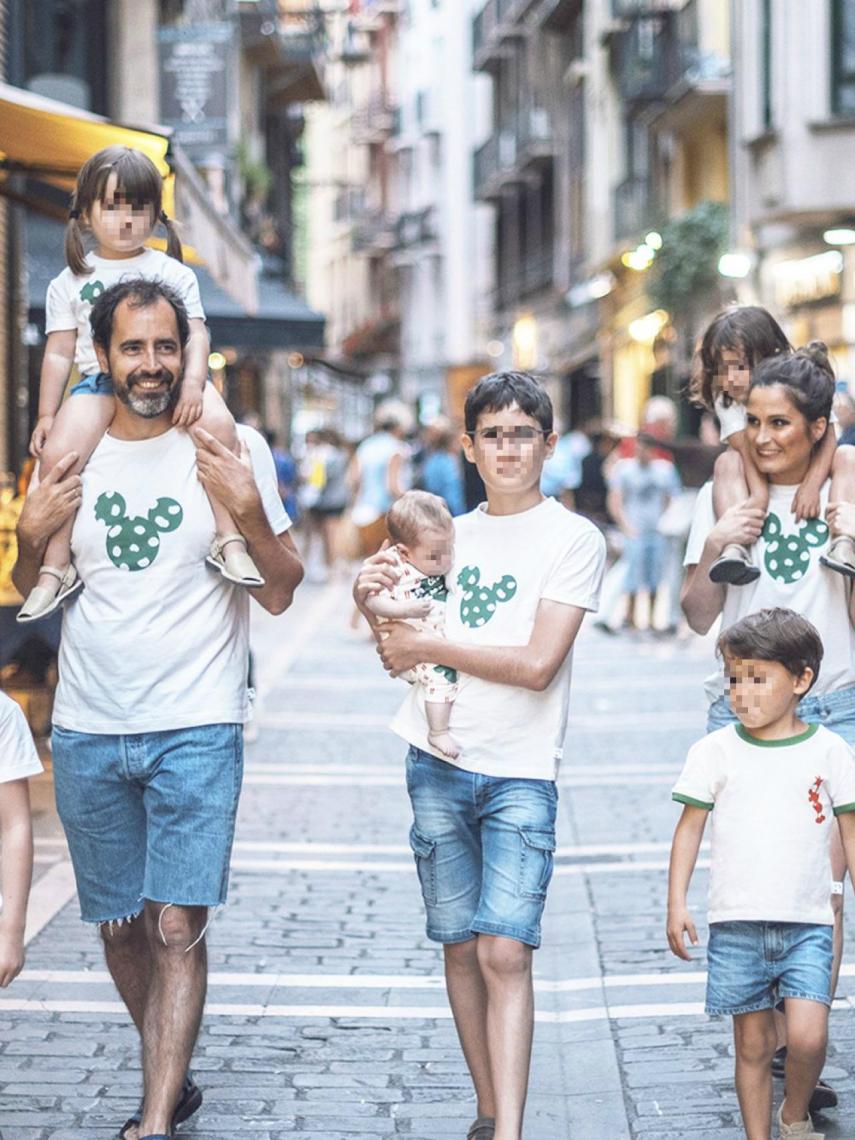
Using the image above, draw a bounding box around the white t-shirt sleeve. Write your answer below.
[714,394,747,442]
[44,271,78,335]
[540,523,607,612]
[684,480,715,566]
[827,734,855,815]
[672,737,717,810]
[0,694,43,783]
[167,263,205,321]
[239,426,292,535]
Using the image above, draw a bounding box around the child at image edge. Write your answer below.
[363,489,460,759]
[0,692,42,987]
[18,145,263,624]
[667,607,855,1140]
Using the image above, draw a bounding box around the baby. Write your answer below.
[365,490,460,760]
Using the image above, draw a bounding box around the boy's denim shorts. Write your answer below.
[69,371,114,397]
[705,921,833,1016]
[405,745,557,949]
[52,723,244,924]
[707,683,855,746]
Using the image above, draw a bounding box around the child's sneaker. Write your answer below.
[777,1101,824,1139]
[466,1118,495,1140]
[820,535,855,579]
[709,543,761,586]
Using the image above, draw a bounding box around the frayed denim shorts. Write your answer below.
[52,723,243,924]
[707,684,855,746]
[706,921,833,1016]
[69,371,114,397]
[405,745,557,949]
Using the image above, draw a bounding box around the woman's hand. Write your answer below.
[707,502,766,555]
[376,621,433,675]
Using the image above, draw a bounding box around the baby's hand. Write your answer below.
[173,383,204,428]
[403,599,432,619]
[792,483,822,522]
[29,415,54,457]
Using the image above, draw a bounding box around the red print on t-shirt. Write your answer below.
[807,776,826,825]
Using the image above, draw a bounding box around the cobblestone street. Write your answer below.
[5,578,855,1138]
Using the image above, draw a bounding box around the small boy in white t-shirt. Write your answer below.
[0,692,42,987]
[668,607,855,1140]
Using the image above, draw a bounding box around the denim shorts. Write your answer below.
[624,532,666,594]
[707,683,855,746]
[405,745,557,948]
[69,371,114,397]
[706,921,833,1016]
[52,724,244,924]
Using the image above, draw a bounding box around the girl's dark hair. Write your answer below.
[66,145,183,276]
[690,305,791,410]
[750,341,835,425]
[716,607,823,691]
[464,371,553,433]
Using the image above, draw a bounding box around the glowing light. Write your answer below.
[208,352,227,371]
[823,228,855,246]
[628,309,669,344]
[718,252,753,279]
[645,231,663,251]
[621,245,655,272]
[486,340,505,358]
[512,316,538,370]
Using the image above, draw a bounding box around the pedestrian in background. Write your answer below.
[13,280,303,1140]
[834,389,855,447]
[267,430,300,524]
[607,433,680,632]
[540,421,589,507]
[668,609,855,1140]
[682,344,855,1115]
[308,428,350,578]
[348,400,413,556]
[421,416,465,516]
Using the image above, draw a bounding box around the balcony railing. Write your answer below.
[615,10,677,104]
[351,95,397,144]
[673,0,730,88]
[611,0,674,15]
[517,105,554,167]
[473,129,519,199]
[351,210,398,255]
[395,206,438,249]
[495,250,554,308]
[613,175,656,242]
[473,0,525,73]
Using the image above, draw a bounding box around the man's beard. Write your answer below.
[115,368,181,419]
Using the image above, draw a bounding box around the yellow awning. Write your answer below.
[0,83,258,313]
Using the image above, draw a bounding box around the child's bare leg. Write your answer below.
[426,699,460,760]
[19,395,113,618]
[732,1010,776,1140]
[709,443,768,585]
[197,386,263,587]
[781,999,828,1131]
[822,445,855,575]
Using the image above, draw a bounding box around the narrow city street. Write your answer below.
[5,580,855,1139]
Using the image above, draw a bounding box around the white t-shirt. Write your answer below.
[673,723,855,925]
[684,480,855,704]
[0,693,42,783]
[52,425,290,734]
[390,497,606,780]
[45,249,205,377]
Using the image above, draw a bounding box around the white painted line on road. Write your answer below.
[24,861,77,946]
[229,855,707,874]
[280,673,708,694]
[255,584,348,701]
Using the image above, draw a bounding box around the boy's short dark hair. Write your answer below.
[464,371,553,433]
[716,608,823,689]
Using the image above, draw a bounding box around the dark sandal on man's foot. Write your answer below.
[119,1074,202,1139]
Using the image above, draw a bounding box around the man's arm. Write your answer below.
[375,597,588,692]
[0,779,33,987]
[12,452,83,596]
[193,429,303,615]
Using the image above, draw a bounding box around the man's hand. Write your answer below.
[29,415,55,457]
[172,383,204,428]
[666,905,699,961]
[0,927,24,988]
[377,621,434,675]
[825,501,855,538]
[17,451,82,549]
[193,428,259,520]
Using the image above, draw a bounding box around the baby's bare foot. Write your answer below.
[428,730,460,760]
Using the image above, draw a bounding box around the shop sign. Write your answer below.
[158,22,231,152]
[773,250,843,310]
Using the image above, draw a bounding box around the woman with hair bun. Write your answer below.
[682,340,855,1116]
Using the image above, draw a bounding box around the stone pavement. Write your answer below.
[4,577,855,1138]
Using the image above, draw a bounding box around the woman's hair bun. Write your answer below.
[797,340,834,377]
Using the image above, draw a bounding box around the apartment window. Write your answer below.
[831,0,855,115]
[761,0,773,128]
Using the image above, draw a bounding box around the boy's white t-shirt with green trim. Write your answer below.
[45,249,205,377]
[0,693,42,783]
[390,497,606,780]
[684,480,855,704]
[673,723,855,925]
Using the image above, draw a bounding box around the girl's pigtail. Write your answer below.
[161,211,184,263]
[64,212,90,276]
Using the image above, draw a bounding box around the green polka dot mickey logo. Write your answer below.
[94,491,184,571]
[79,279,105,305]
[457,565,517,628]
[762,511,828,584]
